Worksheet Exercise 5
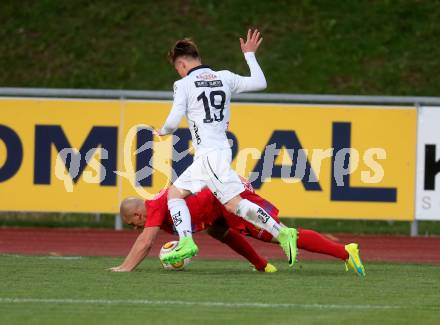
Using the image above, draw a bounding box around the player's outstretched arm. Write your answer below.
[157,82,186,136]
[231,29,267,93]
[108,226,160,272]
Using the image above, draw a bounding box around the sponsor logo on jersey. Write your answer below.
[196,72,218,80]
[194,80,223,88]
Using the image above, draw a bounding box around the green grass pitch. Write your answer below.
[1,255,439,324]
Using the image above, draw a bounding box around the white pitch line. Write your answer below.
[0,254,82,260]
[0,298,415,310]
[47,256,82,260]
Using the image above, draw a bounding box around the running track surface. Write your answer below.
[1,228,439,264]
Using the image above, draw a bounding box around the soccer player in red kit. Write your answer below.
[110,180,365,276]
[109,188,276,273]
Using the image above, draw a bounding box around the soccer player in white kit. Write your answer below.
[157,29,299,266]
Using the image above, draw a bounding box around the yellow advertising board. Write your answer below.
[0,98,416,220]
[229,103,416,220]
[0,98,121,212]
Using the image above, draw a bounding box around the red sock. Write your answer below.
[297,228,349,260]
[221,229,268,271]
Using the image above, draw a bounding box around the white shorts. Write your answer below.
[173,149,245,204]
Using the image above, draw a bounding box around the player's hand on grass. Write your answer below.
[240,29,263,53]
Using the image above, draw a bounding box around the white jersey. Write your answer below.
[159,52,266,156]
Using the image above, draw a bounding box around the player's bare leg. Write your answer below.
[160,185,199,264]
[224,195,298,267]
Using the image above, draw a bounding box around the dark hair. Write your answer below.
[168,38,200,64]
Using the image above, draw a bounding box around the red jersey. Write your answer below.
[144,188,223,234]
[144,180,280,242]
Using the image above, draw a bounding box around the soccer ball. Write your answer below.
[159,241,191,271]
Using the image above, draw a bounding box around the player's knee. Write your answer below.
[168,185,182,200]
[224,202,235,214]
[168,186,191,201]
[224,196,242,214]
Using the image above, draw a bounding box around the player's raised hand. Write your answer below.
[240,29,263,53]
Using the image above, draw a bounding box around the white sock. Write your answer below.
[167,198,192,238]
[236,199,282,238]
